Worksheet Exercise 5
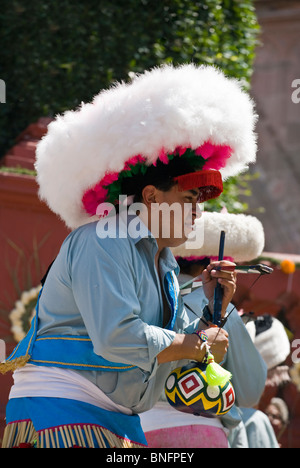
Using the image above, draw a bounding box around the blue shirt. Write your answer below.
[36,214,199,413]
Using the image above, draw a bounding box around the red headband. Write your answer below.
[174,170,223,202]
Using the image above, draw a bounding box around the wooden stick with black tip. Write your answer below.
[213,230,225,327]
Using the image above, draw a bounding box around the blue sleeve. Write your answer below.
[69,228,176,373]
[223,309,267,407]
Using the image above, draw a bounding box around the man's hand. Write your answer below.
[202,260,237,317]
[156,326,229,365]
[205,326,229,363]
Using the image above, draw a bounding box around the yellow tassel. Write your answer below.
[205,353,232,387]
[0,355,30,374]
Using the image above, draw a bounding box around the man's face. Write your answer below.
[265,403,285,436]
[146,184,202,248]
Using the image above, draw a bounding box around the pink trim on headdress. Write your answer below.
[123,154,145,171]
[195,142,232,171]
[176,255,234,262]
[82,172,118,216]
[176,146,188,156]
[82,158,146,216]
[158,148,169,165]
[82,185,108,216]
[153,148,169,167]
[81,142,233,216]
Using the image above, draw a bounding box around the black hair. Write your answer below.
[121,155,200,203]
[176,256,210,275]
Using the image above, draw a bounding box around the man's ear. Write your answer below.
[141,185,157,208]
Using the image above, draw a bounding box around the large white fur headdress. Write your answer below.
[35,64,257,229]
[246,316,290,371]
[171,211,265,262]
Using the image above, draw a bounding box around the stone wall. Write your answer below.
[0,119,70,441]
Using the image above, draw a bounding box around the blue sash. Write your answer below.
[2,268,180,373]
[3,289,136,372]
[6,397,147,447]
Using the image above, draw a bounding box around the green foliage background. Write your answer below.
[0,0,259,212]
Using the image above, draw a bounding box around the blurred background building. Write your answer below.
[249,0,300,254]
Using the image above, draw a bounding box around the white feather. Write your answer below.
[35,64,258,228]
[171,212,265,262]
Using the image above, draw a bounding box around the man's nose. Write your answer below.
[193,203,202,219]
